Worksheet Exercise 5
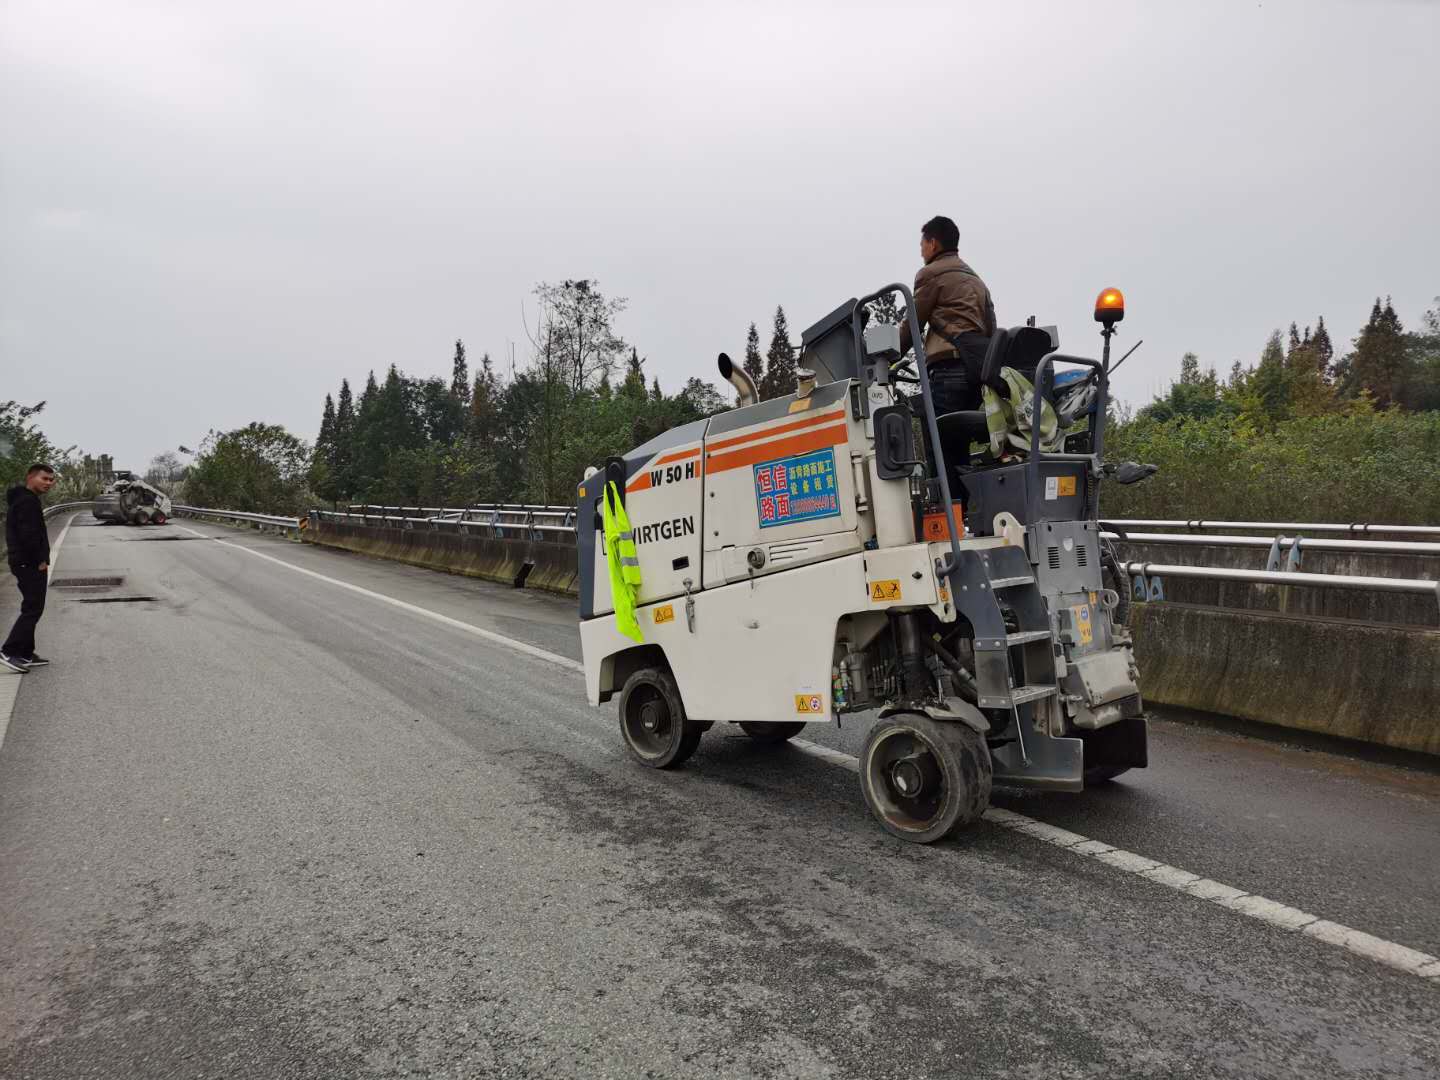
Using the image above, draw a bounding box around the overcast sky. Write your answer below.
[2,0,1436,471]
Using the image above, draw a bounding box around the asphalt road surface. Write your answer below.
[1,513,1437,1079]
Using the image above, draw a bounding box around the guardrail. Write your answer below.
[1105,518,1440,538]
[1104,530,1440,573]
[1122,561,1440,621]
[317,507,578,545]
[174,505,302,535]
[42,501,92,520]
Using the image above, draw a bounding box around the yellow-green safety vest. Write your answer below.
[602,480,643,643]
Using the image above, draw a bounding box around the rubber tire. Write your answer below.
[152,513,167,525]
[738,721,806,744]
[134,509,152,526]
[1084,765,1130,786]
[860,714,992,844]
[618,667,702,769]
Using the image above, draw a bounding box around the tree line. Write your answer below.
[1105,295,1440,523]
[177,285,1440,524]
[295,284,812,511]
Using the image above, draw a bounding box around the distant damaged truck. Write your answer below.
[92,472,172,526]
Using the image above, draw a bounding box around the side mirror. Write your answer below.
[1114,462,1158,485]
[873,405,920,480]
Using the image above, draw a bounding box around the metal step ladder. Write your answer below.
[950,544,1058,711]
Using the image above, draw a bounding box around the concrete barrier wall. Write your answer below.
[1114,541,1440,627]
[1130,602,1440,756]
[306,517,579,597]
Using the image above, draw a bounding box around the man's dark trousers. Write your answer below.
[2,565,47,658]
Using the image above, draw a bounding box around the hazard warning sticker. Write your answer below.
[653,604,675,625]
[869,579,902,602]
[795,693,824,714]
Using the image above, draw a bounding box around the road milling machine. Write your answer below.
[92,471,172,526]
[578,284,1152,843]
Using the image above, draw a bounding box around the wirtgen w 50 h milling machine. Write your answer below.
[578,284,1149,843]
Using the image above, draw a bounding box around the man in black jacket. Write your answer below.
[3,463,57,672]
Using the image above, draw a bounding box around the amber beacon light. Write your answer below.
[1094,287,1125,326]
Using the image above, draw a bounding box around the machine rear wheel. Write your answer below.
[152,512,167,525]
[134,508,152,525]
[860,714,992,844]
[738,721,806,744]
[618,667,702,769]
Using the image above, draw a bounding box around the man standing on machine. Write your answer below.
[898,215,997,415]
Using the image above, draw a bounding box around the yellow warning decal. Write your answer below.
[938,583,951,604]
[869,579,903,602]
[787,397,814,414]
[1056,476,1077,497]
[1073,603,1094,646]
[653,604,675,625]
[795,693,824,714]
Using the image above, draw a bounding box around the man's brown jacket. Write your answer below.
[899,250,996,363]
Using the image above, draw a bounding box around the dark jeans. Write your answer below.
[3,565,47,658]
[928,363,982,416]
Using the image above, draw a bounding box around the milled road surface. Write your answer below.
[1,513,1437,1079]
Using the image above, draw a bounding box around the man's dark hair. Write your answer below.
[921,215,960,251]
[27,463,55,477]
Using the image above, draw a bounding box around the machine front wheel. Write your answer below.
[860,714,992,844]
[738,722,806,744]
[618,667,702,769]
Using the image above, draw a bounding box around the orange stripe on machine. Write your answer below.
[705,409,845,454]
[706,422,850,474]
[627,445,703,492]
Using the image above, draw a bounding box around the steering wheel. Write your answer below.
[889,357,920,385]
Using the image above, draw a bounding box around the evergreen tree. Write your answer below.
[743,322,764,386]
[1344,297,1408,407]
[469,353,500,444]
[622,348,646,400]
[1312,316,1334,374]
[758,306,796,401]
[1252,330,1290,421]
[333,378,355,501]
[311,393,338,501]
[451,339,471,406]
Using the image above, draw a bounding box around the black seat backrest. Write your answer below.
[1003,326,1058,382]
[979,328,1011,384]
[979,325,1060,397]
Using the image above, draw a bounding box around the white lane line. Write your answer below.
[47,512,77,579]
[171,529,1440,983]
[0,672,21,755]
[791,738,1439,981]
[177,527,584,674]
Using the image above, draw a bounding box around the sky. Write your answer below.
[2,0,1437,471]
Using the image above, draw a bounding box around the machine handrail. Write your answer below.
[850,282,964,579]
[1027,354,1104,526]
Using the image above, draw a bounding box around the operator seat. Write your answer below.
[931,324,1065,503]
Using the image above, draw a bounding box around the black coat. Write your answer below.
[5,485,49,568]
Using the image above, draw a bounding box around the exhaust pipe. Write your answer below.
[717,352,758,408]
